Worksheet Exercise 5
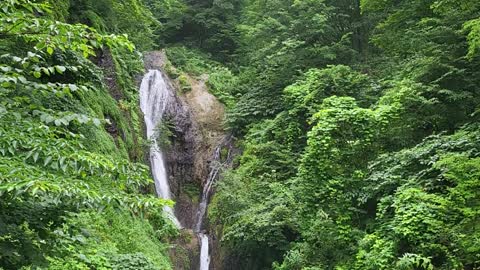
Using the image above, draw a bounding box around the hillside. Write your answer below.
[1,0,479,270]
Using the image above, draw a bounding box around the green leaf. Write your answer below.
[55,65,66,74]
[61,163,68,173]
[68,84,78,91]
[92,118,101,126]
[40,67,50,75]
[33,152,39,163]
[1,81,11,88]
[44,156,52,166]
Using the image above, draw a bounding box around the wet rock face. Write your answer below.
[167,106,197,229]
[144,50,229,226]
[144,51,168,72]
[144,51,235,270]
[144,51,199,228]
[169,230,200,270]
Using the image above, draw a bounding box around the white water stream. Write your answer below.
[141,68,231,269]
[195,138,232,270]
[140,70,181,227]
[199,233,210,270]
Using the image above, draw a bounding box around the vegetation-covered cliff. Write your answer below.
[0,1,175,269]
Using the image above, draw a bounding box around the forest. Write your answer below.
[0,0,479,269]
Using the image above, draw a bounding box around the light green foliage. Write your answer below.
[178,73,191,93]
[284,66,375,117]
[0,1,174,269]
[166,46,216,76]
[67,0,158,51]
[191,0,480,268]
[297,96,383,207]
[354,233,396,270]
[464,18,480,58]
[352,126,480,269]
[110,253,160,270]
[360,0,480,118]
[210,115,302,266]
[166,46,237,107]
[43,209,174,270]
[238,0,357,67]
[154,118,176,148]
[207,67,238,108]
[164,60,180,79]
[0,0,134,56]
[212,65,386,268]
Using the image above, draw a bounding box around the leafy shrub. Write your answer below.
[166,46,214,76]
[178,74,192,93]
[110,253,160,270]
[0,1,174,269]
[166,46,238,107]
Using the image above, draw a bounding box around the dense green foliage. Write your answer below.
[61,0,159,51]
[201,0,480,269]
[0,1,175,269]
[3,0,480,269]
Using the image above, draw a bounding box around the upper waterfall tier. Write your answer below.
[140,69,181,227]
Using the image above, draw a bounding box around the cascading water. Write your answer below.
[199,233,210,270]
[140,69,181,227]
[195,136,233,270]
[140,62,233,269]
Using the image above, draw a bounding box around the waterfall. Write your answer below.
[199,233,210,270]
[195,136,233,270]
[140,65,233,269]
[140,69,181,227]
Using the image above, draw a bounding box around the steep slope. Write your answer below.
[143,51,234,270]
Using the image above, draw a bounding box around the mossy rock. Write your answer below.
[182,182,201,203]
[165,61,180,79]
[178,74,192,93]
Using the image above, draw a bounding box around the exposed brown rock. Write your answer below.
[143,50,236,270]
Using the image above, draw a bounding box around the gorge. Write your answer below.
[2,1,479,270]
[141,52,233,269]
